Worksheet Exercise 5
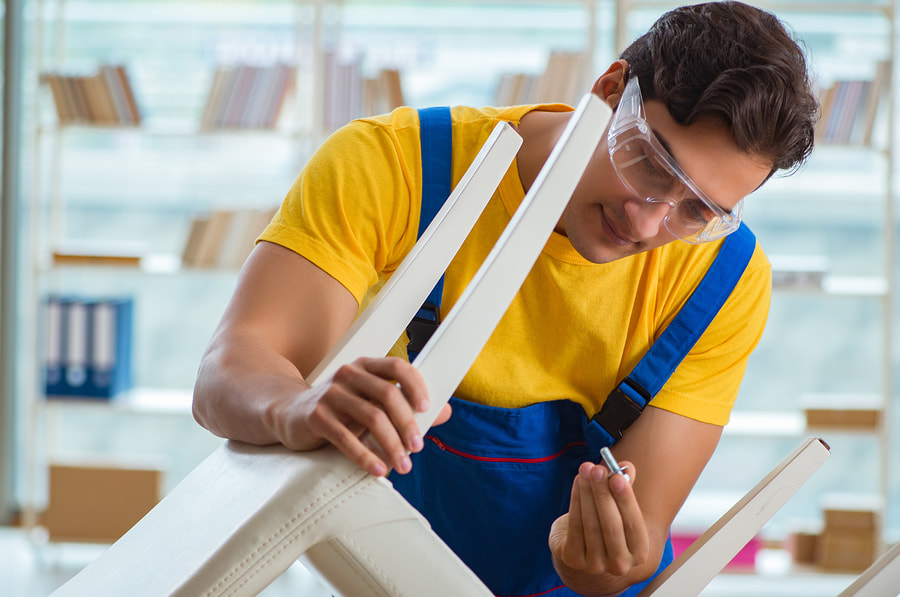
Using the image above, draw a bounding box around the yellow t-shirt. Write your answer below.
[260,105,772,426]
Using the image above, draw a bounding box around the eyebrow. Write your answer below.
[652,128,732,213]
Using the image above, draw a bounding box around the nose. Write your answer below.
[623,197,672,240]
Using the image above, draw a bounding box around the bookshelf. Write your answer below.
[33,0,896,577]
[615,0,897,572]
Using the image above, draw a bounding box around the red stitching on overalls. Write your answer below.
[427,435,586,464]
[495,583,567,597]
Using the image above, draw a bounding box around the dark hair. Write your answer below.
[620,1,818,174]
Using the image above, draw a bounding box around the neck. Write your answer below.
[515,110,572,193]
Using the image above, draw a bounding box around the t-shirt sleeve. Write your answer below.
[259,118,420,304]
[650,243,772,425]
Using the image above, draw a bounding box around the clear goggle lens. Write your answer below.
[609,133,741,244]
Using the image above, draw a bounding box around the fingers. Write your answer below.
[434,402,453,426]
[579,466,608,570]
[608,460,650,566]
[557,459,648,577]
[562,476,588,568]
[305,356,441,477]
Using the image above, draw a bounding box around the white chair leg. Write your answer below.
[637,437,831,597]
[837,540,900,597]
[307,120,522,384]
[300,517,493,597]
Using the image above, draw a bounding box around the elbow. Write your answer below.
[191,345,220,432]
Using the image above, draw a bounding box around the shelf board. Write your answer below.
[774,275,888,297]
[725,411,807,438]
[44,253,245,276]
[821,276,889,296]
[725,410,883,438]
[45,387,193,415]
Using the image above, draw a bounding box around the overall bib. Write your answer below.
[390,107,755,597]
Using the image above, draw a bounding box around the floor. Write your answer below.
[3,526,860,597]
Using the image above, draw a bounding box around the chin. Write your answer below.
[569,233,625,264]
[565,215,628,264]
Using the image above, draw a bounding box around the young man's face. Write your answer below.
[557,97,773,264]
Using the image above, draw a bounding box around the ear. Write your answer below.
[591,59,629,110]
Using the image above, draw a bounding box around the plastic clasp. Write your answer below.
[406,302,441,354]
[592,382,647,441]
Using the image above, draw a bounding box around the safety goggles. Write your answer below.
[607,75,742,244]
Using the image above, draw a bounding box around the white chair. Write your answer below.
[52,94,611,597]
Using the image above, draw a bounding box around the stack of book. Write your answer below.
[44,295,134,400]
[495,50,586,107]
[181,207,278,270]
[363,68,405,120]
[323,51,364,132]
[201,63,296,130]
[769,254,830,290]
[323,50,406,132]
[43,64,141,126]
[816,61,890,146]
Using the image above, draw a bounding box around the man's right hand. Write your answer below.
[268,356,452,477]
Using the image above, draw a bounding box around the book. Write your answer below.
[191,210,234,268]
[201,63,296,130]
[862,60,891,146]
[363,68,405,116]
[101,65,137,125]
[182,208,277,269]
[44,296,134,400]
[816,64,889,146]
[495,50,585,106]
[323,50,364,132]
[180,216,211,267]
[113,64,142,124]
[43,74,73,123]
[214,207,278,269]
[42,65,141,126]
[87,298,134,398]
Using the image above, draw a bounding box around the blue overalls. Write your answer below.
[389,107,756,597]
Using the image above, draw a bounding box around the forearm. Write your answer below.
[192,327,317,449]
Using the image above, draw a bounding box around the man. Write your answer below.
[192,2,818,595]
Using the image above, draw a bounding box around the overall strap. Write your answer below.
[406,107,453,356]
[588,223,757,447]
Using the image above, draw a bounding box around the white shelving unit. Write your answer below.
[17,0,610,536]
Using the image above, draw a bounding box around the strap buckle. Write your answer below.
[406,302,440,354]
[592,380,648,441]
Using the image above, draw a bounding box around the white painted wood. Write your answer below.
[409,92,610,432]
[837,540,900,597]
[637,437,832,597]
[307,121,522,384]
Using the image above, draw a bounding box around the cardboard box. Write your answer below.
[822,493,882,530]
[818,528,878,572]
[43,463,163,543]
[787,529,820,565]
